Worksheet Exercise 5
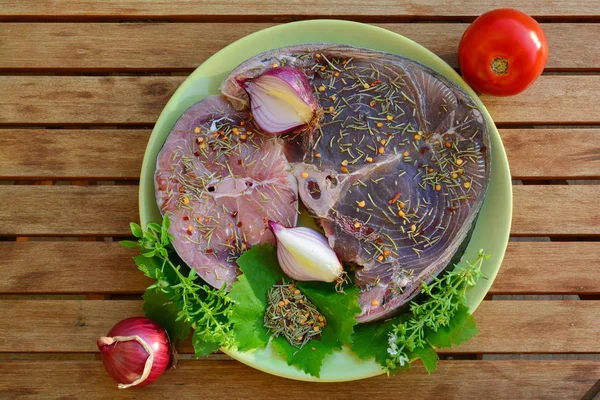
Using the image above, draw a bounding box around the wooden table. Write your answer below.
[1,2,599,399]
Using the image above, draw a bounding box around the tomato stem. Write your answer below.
[491,57,509,76]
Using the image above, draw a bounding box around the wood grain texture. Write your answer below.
[1,241,598,294]
[0,242,150,294]
[512,185,600,236]
[0,186,138,236]
[1,185,599,236]
[2,128,598,180]
[492,242,600,295]
[0,130,148,180]
[0,129,125,178]
[0,23,597,71]
[0,360,598,399]
[0,76,182,125]
[0,76,598,125]
[1,300,598,353]
[0,0,597,19]
[501,129,600,179]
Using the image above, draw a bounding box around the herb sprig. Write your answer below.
[122,216,234,356]
[352,250,488,374]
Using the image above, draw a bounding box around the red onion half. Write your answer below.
[241,66,320,135]
[97,317,175,389]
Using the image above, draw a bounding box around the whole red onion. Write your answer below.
[97,317,175,389]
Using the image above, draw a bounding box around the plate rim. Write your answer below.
[139,19,513,382]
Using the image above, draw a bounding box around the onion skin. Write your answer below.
[97,317,174,389]
[269,220,343,282]
[240,66,319,135]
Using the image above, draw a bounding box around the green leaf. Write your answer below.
[297,281,361,345]
[409,343,438,373]
[130,222,143,238]
[229,244,361,377]
[272,335,336,378]
[351,317,403,367]
[229,244,286,351]
[134,254,163,279]
[142,288,192,343]
[192,329,222,357]
[120,240,138,249]
[426,304,479,349]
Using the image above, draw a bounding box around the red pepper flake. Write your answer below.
[237,221,243,228]
[183,216,189,221]
[206,249,214,254]
[388,192,402,205]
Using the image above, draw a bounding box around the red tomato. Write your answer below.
[458,8,548,96]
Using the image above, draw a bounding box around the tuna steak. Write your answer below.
[155,95,298,289]
[221,44,491,322]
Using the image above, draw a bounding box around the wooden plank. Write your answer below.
[0,0,597,19]
[0,76,598,125]
[1,185,599,236]
[2,128,598,180]
[481,76,599,125]
[0,360,598,399]
[1,300,598,353]
[1,241,598,295]
[501,129,600,180]
[0,76,182,125]
[0,186,138,236]
[0,130,148,180]
[0,23,597,71]
[492,242,600,295]
[0,242,150,294]
[0,75,600,125]
[512,185,600,236]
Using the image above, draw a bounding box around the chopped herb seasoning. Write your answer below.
[264,281,326,348]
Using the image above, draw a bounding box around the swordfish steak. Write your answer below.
[221,44,491,322]
[155,95,298,289]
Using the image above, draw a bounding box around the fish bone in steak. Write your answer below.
[221,44,491,322]
[155,95,298,289]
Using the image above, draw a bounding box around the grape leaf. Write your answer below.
[271,334,336,378]
[409,343,439,373]
[142,288,192,343]
[229,244,361,377]
[297,281,361,345]
[351,318,398,368]
[192,329,221,357]
[426,304,479,349]
[229,244,286,351]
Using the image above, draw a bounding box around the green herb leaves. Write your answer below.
[229,244,361,377]
[230,244,285,351]
[352,250,488,374]
[125,217,234,356]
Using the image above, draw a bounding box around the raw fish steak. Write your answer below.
[155,95,298,289]
[221,44,491,322]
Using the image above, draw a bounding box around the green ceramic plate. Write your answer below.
[139,20,512,382]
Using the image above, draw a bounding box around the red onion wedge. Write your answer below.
[240,66,320,135]
[97,317,175,389]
